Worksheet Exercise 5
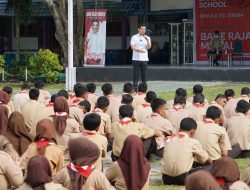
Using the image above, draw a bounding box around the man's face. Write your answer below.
[216,98,227,107]
[138,26,146,35]
[92,21,99,33]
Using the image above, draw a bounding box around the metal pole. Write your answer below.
[25,67,27,82]
[68,0,74,91]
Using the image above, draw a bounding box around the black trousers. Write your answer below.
[133,60,147,88]
[162,172,189,186]
[228,143,241,159]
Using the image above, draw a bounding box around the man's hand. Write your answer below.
[154,130,163,137]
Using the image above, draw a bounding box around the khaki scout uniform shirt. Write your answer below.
[209,101,227,125]
[87,92,98,111]
[38,89,51,105]
[69,103,84,126]
[13,90,29,112]
[135,102,152,123]
[6,100,14,116]
[224,98,238,119]
[187,104,207,122]
[133,92,146,108]
[106,94,121,124]
[91,108,111,136]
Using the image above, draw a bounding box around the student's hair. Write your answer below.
[29,88,40,100]
[78,100,91,112]
[34,80,44,89]
[180,118,197,131]
[215,94,226,101]
[87,83,96,93]
[138,82,148,93]
[21,83,31,90]
[193,94,204,104]
[50,94,58,103]
[224,89,235,98]
[193,84,203,94]
[121,94,134,105]
[236,100,250,114]
[74,84,87,97]
[73,83,83,92]
[174,96,186,105]
[119,104,134,118]
[145,91,157,103]
[123,82,134,94]
[83,113,101,131]
[206,106,221,120]
[57,90,69,100]
[97,96,109,109]
[101,83,113,96]
[241,87,250,95]
[176,88,187,97]
[214,30,219,34]
[138,23,146,29]
[3,86,13,94]
[151,98,166,113]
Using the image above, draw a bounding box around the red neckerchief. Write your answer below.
[67,163,94,178]
[70,104,78,108]
[70,94,76,99]
[46,103,54,107]
[138,92,145,96]
[93,108,102,113]
[203,119,215,124]
[36,139,50,148]
[163,133,184,142]
[142,103,151,108]
[173,105,183,111]
[216,178,225,186]
[83,131,96,136]
[73,99,80,104]
[119,117,132,125]
[193,103,204,108]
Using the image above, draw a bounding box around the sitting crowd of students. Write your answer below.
[1,81,250,189]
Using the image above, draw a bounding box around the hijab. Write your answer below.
[0,90,9,134]
[0,90,10,104]
[118,135,150,190]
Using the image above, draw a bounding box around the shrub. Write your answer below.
[0,55,4,72]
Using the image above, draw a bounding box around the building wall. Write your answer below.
[151,0,194,11]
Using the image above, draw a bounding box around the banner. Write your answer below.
[195,0,250,64]
[84,9,107,66]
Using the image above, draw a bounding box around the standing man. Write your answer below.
[130,24,151,91]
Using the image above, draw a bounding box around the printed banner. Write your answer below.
[195,0,250,64]
[84,9,107,66]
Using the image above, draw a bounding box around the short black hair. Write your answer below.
[180,118,197,131]
[206,106,221,120]
[21,83,31,90]
[97,96,109,109]
[176,88,187,97]
[215,94,226,101]
[121,94,134,105]
[29,88,40,100]
[87,83,96,93]
[119,104,134,118]
[193,94,204,104]
[151,98,166,113]
[78,100,91,112]
[241,87,250,95]
[57,90,69,100]
[145,91,157,103]
[3,86,13,94]
[193,84,203,94]
[123,82,134,94]
[174,96,186,105]
[34,80,44,89]
[73,83,83,92]
[101,83,113,96]
[74,84,87,97]
[236,100,250,114]
[83,113,101,131]
[224,89,235,98]
[50,94,58,103]
[138,82,148,93]
[138,23,146,29]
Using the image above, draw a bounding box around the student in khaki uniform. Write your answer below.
[78,100,91,114]
[102,83,121,123]
[67,83,82,106]
[13,83,30,112]
[3,86,14,115]
[119,82,134,98]
[187,84,209,108]
[224,89,237,119]
[187,94,207,122]
[111,104,162,161]
[136,91,156,123]
[87,83,98,111]
[209,94,227,125]
[142,98,175,157]
[82,113,108,171]
[35,80,51,105]
[194,106,232,161]
[162,118,211,185]
[121,94,139,121]
[21,89,44,131]
[166,88,192,110]
[106,135,150,190]
[0,135,19,158]
[166,96,192,132]
[237,87,250,102]
[224,100,250,158]
[133,82,147,107]
[54,137,115,190]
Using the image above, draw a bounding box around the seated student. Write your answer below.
[0,150,24,190]
[142,98,175,157]
[194,106,232,161]
[133,82,148,107]
[111,105,162,161]
[17,155,65,190]
[166,88,192,110]
[210,94,227,125]
[121,94,139,121]
[187,94,207,122]
[0,135,19,158]
[54,137,115,190]
[78,100,91,114]
[211,157,250,190]
[166,96,192,132]
[224,89,238,118]
[87,83,98,111]
[224,100,250,158]
[162,118,211,185]
[3,86,14,115]
[237,87,250,102]
[136,91,156,123]
[34,80,51,105]
[0,90,10,134]
[13,83,30,112]
[187,84,209,107]
[67,83,81,105]
[120,82,134,97]
[106,135,150,190]
[20,119,64,176]
[185,170,221,190]
[91,96,111,138]
[57,90,69,102]
[102,83,121,123]
[82,113,108,171]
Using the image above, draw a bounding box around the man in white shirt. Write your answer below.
[130,24,151,91]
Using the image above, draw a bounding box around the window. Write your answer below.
[19,23,38,37]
